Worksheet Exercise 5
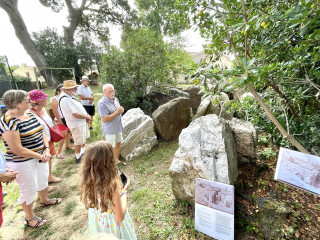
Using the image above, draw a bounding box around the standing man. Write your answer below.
[59,80,91,163]
[77,76,95,130]
[97,84,126,165]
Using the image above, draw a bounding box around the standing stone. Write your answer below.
[228,118,257,161]
[184,86,202,114]
[169,114,238,205]
[152,97,191,140]
[120,108,158,161]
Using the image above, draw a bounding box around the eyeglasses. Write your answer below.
[24,98,32,103]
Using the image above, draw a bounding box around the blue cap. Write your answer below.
[0,105,6,109]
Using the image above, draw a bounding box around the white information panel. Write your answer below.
[275,147,320,195]
[195,178,234,240]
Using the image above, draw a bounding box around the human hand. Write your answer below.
[41,150,51,163]
[86,115,92,123]
[123,179,130,191]
[117,106,124,114]
[0,170,19,184]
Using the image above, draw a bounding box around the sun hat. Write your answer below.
[81,76,90,81]
[29,89,48,103]
[62,80,79,89]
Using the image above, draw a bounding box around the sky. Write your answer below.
[0,1,205,67]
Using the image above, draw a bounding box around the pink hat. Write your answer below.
[29,89,48,103]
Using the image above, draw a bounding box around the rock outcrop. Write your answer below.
[152,97,191,140]
[169,114,238,205]
[120,108,158,161]
[184,86,202,114]
[228,118,257,161]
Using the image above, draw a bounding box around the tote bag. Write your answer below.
[32,108,64,142]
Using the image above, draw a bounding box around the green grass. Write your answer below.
[64,201,77,216]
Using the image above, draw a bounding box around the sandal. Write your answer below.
[56,153,64,159]
[40,198,62,207]
[25,215,46,228]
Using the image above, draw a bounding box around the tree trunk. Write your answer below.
[0,0,58,86]
[239,0,309,154]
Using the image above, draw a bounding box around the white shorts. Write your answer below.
[70,124,90,145]
[104,133,123,148]
[7,159,49,205]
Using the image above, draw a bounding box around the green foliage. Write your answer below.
[100,28,189,109]
[32,28,102,81]
[135,0,188,36]
[176,0,320,154]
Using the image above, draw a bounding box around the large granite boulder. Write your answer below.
[120,108,158,161]
[228,118,257,161]
[169,114,238,205]
[184,86,202,114]
[152,97,191,140]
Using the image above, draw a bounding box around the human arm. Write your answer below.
[2,131,45,160]
[0,168,19,184]
[78,94,94,101]
[72,112,92,122]
[100,106,124,123]
[51,98,63,125]
[112,179,130,224]
[41,131,51,163]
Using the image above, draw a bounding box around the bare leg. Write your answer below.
[57,130,67,156]
[48,157,61,183]
[22,201,46,227]
[74,144,81,154]
[113,142,121,165]
[65,130,72,149]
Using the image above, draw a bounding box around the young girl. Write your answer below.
[80,141,137,239]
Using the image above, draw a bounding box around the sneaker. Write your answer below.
[75,155,82,164]
[3,192,7,197]
[89,127,93,130]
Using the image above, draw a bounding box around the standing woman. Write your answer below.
[50,84,72,159]
[29,89,62,186]
[0,90,62,228]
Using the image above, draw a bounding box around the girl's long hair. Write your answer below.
[79,141,120,212]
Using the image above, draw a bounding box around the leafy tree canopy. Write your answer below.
[175,0,320,153]
[100,27,192,111]
[32,28,102,81]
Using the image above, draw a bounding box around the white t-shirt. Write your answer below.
[31,109,53,141]
[50,96,63,119]
[59,92,88,129]
[77,84,94,106]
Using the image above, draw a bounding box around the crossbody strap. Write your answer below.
[31,108,51,129]
[58,96,67,119]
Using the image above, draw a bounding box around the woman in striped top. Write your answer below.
[0,90,62,228]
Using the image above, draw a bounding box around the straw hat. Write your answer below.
[62,80,79,89]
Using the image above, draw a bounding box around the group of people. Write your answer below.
[0,77,137,239]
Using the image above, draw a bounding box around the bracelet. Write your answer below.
[120,191,127,197]
[44,146,50,150]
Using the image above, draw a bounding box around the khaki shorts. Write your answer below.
[104,133,123,148]
[70,124,90,145]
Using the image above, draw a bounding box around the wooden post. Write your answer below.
[33,67,40,89]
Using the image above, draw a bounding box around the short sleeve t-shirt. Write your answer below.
[0,113,44,162]
[59,92,88,129]
[77,84,94,106]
